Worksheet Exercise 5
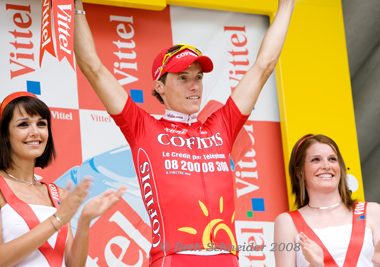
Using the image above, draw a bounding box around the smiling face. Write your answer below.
[155,62,204,115]
[289,134,353,208]
[303,142,341,193]
[8,106,49,164]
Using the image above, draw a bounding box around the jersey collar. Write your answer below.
[163,109,198,125]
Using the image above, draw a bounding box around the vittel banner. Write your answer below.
[1,0,77,108]
[0,1,287,266]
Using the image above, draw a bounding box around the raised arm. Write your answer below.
[74,0,128,114]
[231,0,295,115]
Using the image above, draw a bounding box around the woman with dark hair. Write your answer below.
[0,92,125,267]
[274,134,380,266]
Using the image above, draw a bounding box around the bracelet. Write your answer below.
[75,9,86,15]
[53,213,63,225]
[49,217,59,231]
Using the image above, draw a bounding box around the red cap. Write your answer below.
[152,45,213,80]
[0,91,36,119]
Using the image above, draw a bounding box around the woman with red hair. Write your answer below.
[274,134,380,266]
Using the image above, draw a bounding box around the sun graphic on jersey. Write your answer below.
[177,196,237,255]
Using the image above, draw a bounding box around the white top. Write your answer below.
[296,224,375,267]
[1,203,66,267]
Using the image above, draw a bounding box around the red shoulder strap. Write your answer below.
[343,202,367,266]
[0,176,68,267]
[0,176,21,204]
[289,203,367,267]
[288,210,339,267]
[43,182,61,208]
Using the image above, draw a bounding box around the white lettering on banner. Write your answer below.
[90,114,112,123]
[224,26,250,92]
[41,0,52,50]
[85,256,100,267]
[240,226,266,265]
[51,111,73,120]
[104,211,151,266]
[235,124,260,198]
[48,184,60,201]
[105,236,143,267]
[110,15,138,86]
[139,160,161,247]
[6,3,35,79]
[157,132,223,149]
[354,202,365,215]
[56,4,72,55]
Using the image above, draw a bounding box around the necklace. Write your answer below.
[4,171,38,186]
[308,201,341,210]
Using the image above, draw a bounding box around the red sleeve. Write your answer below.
[204,97,249,150]
[110,97,154,147]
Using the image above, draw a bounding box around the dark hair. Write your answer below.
[152,73,168,104]
[289,134,355,210]
[0,96,56,169]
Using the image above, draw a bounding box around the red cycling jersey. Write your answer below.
[111,96,248,264]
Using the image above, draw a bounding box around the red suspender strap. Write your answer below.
[288,210,339,267]
[343,201,367,266]
[0,177,68,267]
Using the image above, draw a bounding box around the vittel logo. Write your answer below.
[157,132,223,149]
[176,51,197,59]
[48,184,60,201]
[7,3,36,79]
[354,201,365,215]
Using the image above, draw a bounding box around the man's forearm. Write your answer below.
[74,0,101,73]
[255,0,295,72]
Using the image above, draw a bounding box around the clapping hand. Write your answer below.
[55,178,126,226]
[299,232,324,267]
[80,187,126,222]
[56,178,92,225]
